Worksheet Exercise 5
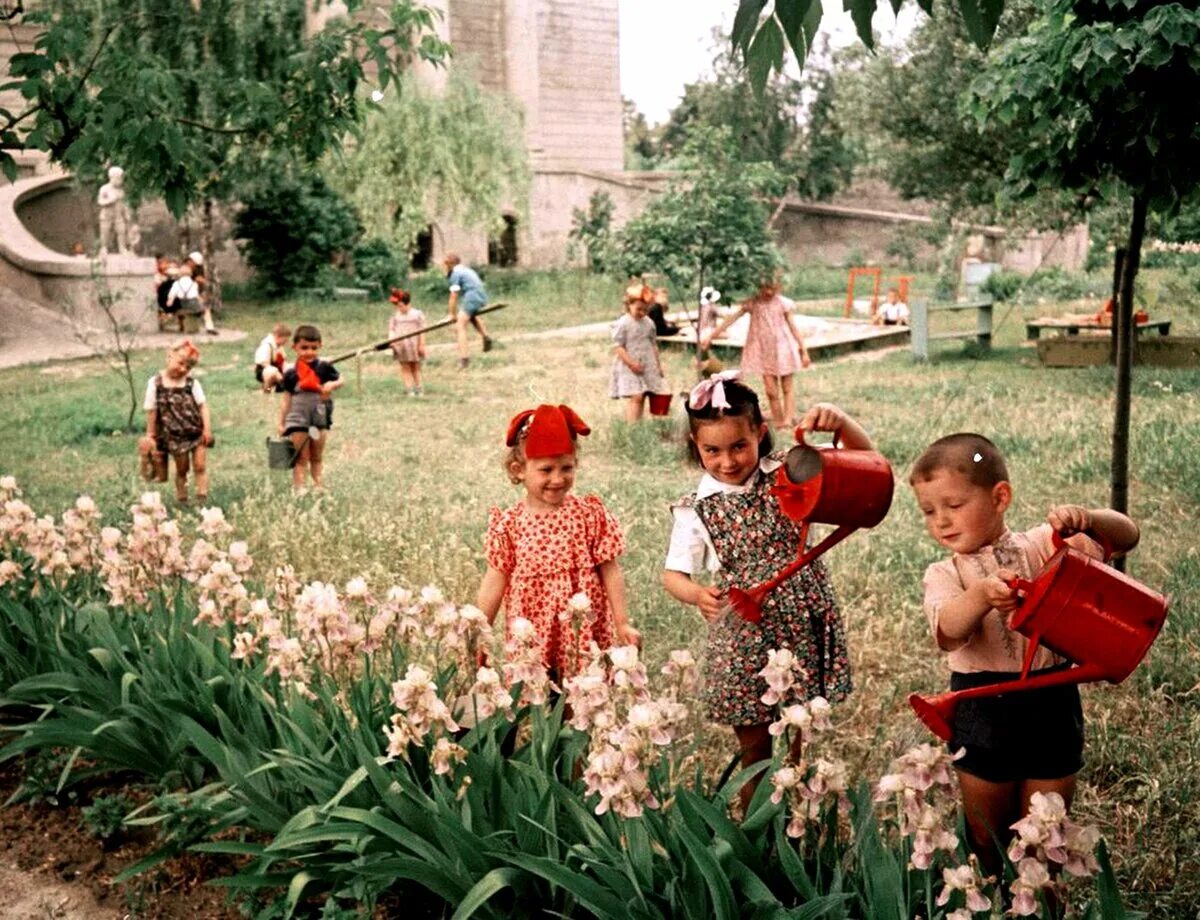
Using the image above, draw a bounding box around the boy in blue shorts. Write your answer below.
[444,253,493,369]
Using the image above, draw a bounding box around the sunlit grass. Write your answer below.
[0,273,1197,915]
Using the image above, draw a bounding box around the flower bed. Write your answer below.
[0,477,1131,918]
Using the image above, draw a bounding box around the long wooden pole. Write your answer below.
[1110,196,1146,574]
[325,302,508,365]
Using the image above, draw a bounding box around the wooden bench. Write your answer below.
[1026,317,1171,339]
[910,297,993,361]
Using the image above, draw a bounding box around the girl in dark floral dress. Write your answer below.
[662,372,874,808]
[142,339,212,503]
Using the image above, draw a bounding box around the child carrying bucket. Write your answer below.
[610,283,669,422]
[278,324,343,493]
[909,433,1140,874]
[661,371,874,811]
[141,339,212,504]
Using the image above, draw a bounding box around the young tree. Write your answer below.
[616,125,783,303]
[971,0,1200,530]
[0,0,449,304]
[331,67,529,260]
[623,97,659,170]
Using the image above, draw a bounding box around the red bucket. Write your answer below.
[648,392,672,416]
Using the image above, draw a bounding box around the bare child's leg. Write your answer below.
[732,723,774,815]
[308,431,327,489]
[957,771,1021,877]
[172,451,191,502]
[289,432,310,491]
[409,362,423,393]
[152,450,169,483]
[779,374,797,427]
[192,445,209,502]
[455,313,471,363]
[470,314,490,345]
[761,374,785,427]
[625,393,645,422]
[399,363,416,391]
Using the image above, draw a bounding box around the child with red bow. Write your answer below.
[141,339,212,503]
[478,405,640,679]
[278,324,343,493]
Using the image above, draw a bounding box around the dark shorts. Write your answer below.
[949,666,1084,783]
[255,365,282,391]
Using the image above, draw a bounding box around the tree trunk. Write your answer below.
[201,198,220,311]
[1110,195,1146,573]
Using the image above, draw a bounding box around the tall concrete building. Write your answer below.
[391,0,657,268]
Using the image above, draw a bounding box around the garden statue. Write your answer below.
[97,165,138,257]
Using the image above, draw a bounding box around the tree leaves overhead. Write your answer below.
[733,0,1007,89]
[0,1,449,212]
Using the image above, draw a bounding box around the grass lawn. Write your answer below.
[0,270,1197,915]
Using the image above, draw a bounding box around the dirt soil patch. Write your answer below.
[0,763,241,919]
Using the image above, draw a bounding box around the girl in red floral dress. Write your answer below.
[662,372,872,809]
[478,404,640,679]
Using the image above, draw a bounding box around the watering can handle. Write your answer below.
[1050,527,1114,562]
[794,426,843,449]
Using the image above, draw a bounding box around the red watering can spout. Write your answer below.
[908,529,1169,740]
[908,661,1109,742]
[728,430,894,622]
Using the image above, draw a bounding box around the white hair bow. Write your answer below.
[699,286,721,306]
[688,369,741,410]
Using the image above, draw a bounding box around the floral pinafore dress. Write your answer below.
[154,374,204,456]
[693,457,851,725]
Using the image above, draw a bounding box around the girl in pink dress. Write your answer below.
[387,288,427,395]
[701,278,811,428]
[478,404,641,679]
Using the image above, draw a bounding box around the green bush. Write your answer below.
[234,173,362,298]
[82,793,133,842]
[351,238,407,300]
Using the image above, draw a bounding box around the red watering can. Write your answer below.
[909,531,1169,742]
[727,429,894,622]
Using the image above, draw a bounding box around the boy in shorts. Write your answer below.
[278,325,343,492]
[910,433,1139,873]
[444,253,493,369]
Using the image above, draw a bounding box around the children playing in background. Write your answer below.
[872,287,910,326]
[701,276,811,428]
[610,284,668,422]
[278,325,343,493]
[142,339,212,504]
[478,404,640,680]
[662,372,873,809]
[387,288,427,396]
[909,433,1139,874]
[648,286,680,337]
[254,322,291,392]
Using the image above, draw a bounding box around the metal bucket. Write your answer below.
[266,436,296,470]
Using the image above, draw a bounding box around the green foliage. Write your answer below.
[82,793,133,842]
[798,67,855,202]
[351,238,408,300]
[981,267,1107,304]
[970,0,1200,214]
[623,97,660,170]
[234,172,363,298]
[615,126,783,301]
[732,0,1011,90]
[0,1,449,210]
[333,68,530,259]
[567,191,617,274]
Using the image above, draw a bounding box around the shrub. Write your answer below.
[352,238,406,300]
[234,173,362,298]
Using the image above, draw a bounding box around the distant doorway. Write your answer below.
[411,226,433,271]
[488,215,519,268]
